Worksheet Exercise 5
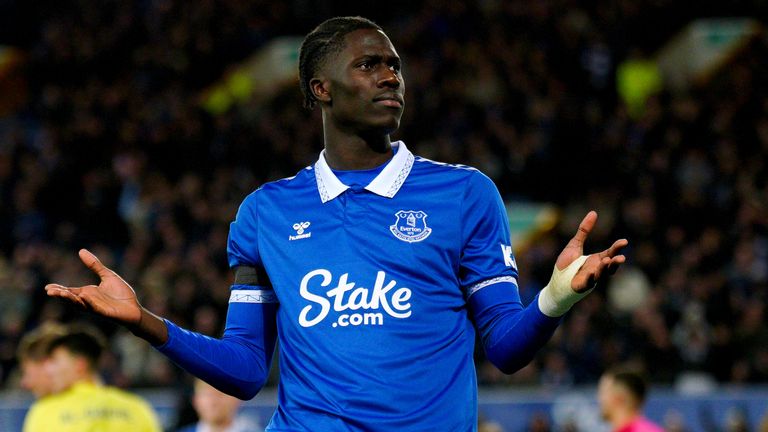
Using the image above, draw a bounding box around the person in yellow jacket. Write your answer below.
[22,324,161,432]
[16,322,68,399]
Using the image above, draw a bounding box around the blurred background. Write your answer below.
[1,0,767,430]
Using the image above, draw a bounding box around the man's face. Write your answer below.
[45,347,81,393]
[318,28,405,136]
[20,359,55,398]
[597,375,620,420]
[192,381,241,426]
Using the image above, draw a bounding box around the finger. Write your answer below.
[598,238,629,259]
[45,283,83,293]
[603,255,626,276]
[574,268,602,292]
[45,285,88,308]
[579,255,626,289]
[567,211,598,249]
[78,249,113,279]
[594,256,615,285]
[589,257,609,286]
[574,253,625,291]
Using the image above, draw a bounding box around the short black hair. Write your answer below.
[606,367,648,405]
[47,324,107,371]
[298,16,383,109]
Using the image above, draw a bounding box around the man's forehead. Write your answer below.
[341,29,398,57]
[50,346,73,358]
[22,360,46,371]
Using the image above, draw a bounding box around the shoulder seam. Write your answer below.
[414,156,479,172]
[256,166,312,192]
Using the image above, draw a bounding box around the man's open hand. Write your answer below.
[45,249,143,325]
[555,211,628,293]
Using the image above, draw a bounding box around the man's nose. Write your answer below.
[378,69,400,88]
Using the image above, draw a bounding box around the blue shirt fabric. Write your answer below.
[158,141,561,431]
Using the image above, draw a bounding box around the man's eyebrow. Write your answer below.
[353,54,382,62]
[353,54,401,63]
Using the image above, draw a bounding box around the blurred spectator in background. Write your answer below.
[526,412,552,432]
[22,323,161,432]
[724,407,750,432]
[478,416,504,432]
[597,367,663,432]
[15,322,66,398]
[760,411,768,432]
[176,378,261,432]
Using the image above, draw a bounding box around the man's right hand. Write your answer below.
[46,249,168,345]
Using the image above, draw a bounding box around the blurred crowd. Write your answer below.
[1,0,767,395]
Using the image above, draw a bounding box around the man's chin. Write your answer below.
[359,118,401,138]
[376,116,402,135]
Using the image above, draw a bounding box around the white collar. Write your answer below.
[313,140,414,203]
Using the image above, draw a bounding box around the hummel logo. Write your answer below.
[290,221,312,241]
[293,222,310,234]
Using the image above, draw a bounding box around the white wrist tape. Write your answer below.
[537,255,593,317]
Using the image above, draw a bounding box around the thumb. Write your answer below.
[78,249,113,279]
[567,211,597,250]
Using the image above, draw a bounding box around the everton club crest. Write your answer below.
[390,210,432,243]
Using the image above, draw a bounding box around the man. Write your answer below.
[16,322,67,398]
[177,378,262,432]
[22,324,161,432]
[597,368,664,432]
[46,16,628,431]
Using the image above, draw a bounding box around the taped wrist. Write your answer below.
[537,255,592,317]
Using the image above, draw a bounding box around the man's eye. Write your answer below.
[359,61,373,70]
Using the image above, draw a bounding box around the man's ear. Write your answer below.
[310,77,331,104]
[74,356,91,376]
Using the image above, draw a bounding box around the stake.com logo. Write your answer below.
[298,269,413,328]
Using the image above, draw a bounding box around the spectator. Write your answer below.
[597,367,663,432]
[15,322,67,398]
[177,378,262,432]
[22,324,161,432]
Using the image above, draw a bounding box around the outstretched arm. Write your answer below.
[45,249,277,399]
[472,211,628,373]
[46,249,168,345]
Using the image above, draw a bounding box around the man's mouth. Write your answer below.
[373,94,404,108]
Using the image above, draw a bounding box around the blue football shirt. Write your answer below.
[227,141,520,431]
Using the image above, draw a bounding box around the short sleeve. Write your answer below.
[227,191,263,269]
[458,171,518,297]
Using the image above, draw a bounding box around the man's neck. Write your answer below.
[62,374,101,392]
[611,410,640,430]
[323,139,393,170]
[321,114,394,170]
[204,418,234,432]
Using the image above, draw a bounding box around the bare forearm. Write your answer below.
[126,307,169,346]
